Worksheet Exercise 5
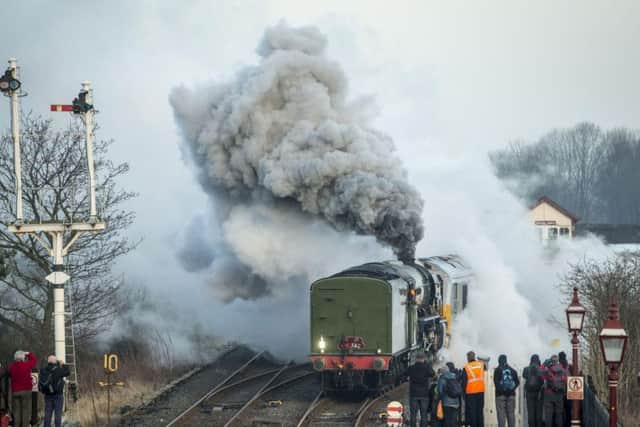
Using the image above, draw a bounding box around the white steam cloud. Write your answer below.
[167,22,618,367]
[417,154,613,368]
[170,22,424,299]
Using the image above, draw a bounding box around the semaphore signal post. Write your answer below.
[3,58,106,367]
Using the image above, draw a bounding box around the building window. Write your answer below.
[548,228,558,240]
[560,227,570,237]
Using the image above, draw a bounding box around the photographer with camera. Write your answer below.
[8,351,37,427]
[39,355,70,427]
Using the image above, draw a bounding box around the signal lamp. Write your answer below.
[0,69,20,93]
[72,91,93,113]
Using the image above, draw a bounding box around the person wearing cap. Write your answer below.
[407,351,435,427]
[522,354,544,427]
[8,350,37,427]
[39,355,70,427]
[461,350,485,427]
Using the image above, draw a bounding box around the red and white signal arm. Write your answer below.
[31,372,39,392]
[50,104,74,112]
[386,401,403,427]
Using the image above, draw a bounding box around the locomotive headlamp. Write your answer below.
[318,336,326,352]
[377,348,382,354]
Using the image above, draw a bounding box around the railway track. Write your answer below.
[296,382,410,427]
[165,352,318,426]
[296,394,372,426]
[353,383,410,427]
[227,364,320,426]
[120,345,259,427]
[122,344,415,426]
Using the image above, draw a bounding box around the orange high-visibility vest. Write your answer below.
[464,360,485,394]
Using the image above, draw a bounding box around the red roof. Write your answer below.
[530,196,580,224]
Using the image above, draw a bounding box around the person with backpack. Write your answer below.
[407,352,436,427]
[558,352,572,427]
[8,350,37,427]
[493,354,520,427]
[39,355,70,427]
[461,351,485,427]
[437,363,462,427]
[542,354,569,427]
[522,354,544,427]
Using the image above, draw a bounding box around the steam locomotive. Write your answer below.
[309,255,473,392]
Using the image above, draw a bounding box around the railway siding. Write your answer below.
[119,346,256,427]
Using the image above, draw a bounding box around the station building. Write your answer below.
[529,196,579,243]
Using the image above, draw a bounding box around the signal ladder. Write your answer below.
[64,282,79,402]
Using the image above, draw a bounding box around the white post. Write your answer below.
[81,81,97,220]
[51,231,66,363]
[8,58,23,223]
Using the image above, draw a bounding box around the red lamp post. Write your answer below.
[566,287,586,426]
[598,297,628,427]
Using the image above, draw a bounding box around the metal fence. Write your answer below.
[583,385,622,427]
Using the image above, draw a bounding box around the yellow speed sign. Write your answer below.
[103,354,118,373]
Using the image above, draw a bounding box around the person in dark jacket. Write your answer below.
[493,354,520,427]
[8,351,37,427]
[39,355,70,427]
[558,352,572,427]
[542,354,570,427]
[407,352,436,427]
[437,365,461,427]
[522,354,544,427]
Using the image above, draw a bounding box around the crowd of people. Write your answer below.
[0,351,70,427]
[407,350,574,427]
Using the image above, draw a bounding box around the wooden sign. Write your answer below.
[567,376,584,400]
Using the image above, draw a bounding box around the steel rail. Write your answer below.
[223,363,293,426]
[259,370,316,396]
[353,394,384,426]
[352,397,372,423]
[295,391,324,427]
[165,350,265,427]
[225,366,316,426]
[121,345,240,423]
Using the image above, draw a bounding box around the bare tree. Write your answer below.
[560,252,640,424]
[0,114,136,354]
[491,122,640,225]
[596,129,640,224]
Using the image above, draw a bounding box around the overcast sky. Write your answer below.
[1,1,639,355]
